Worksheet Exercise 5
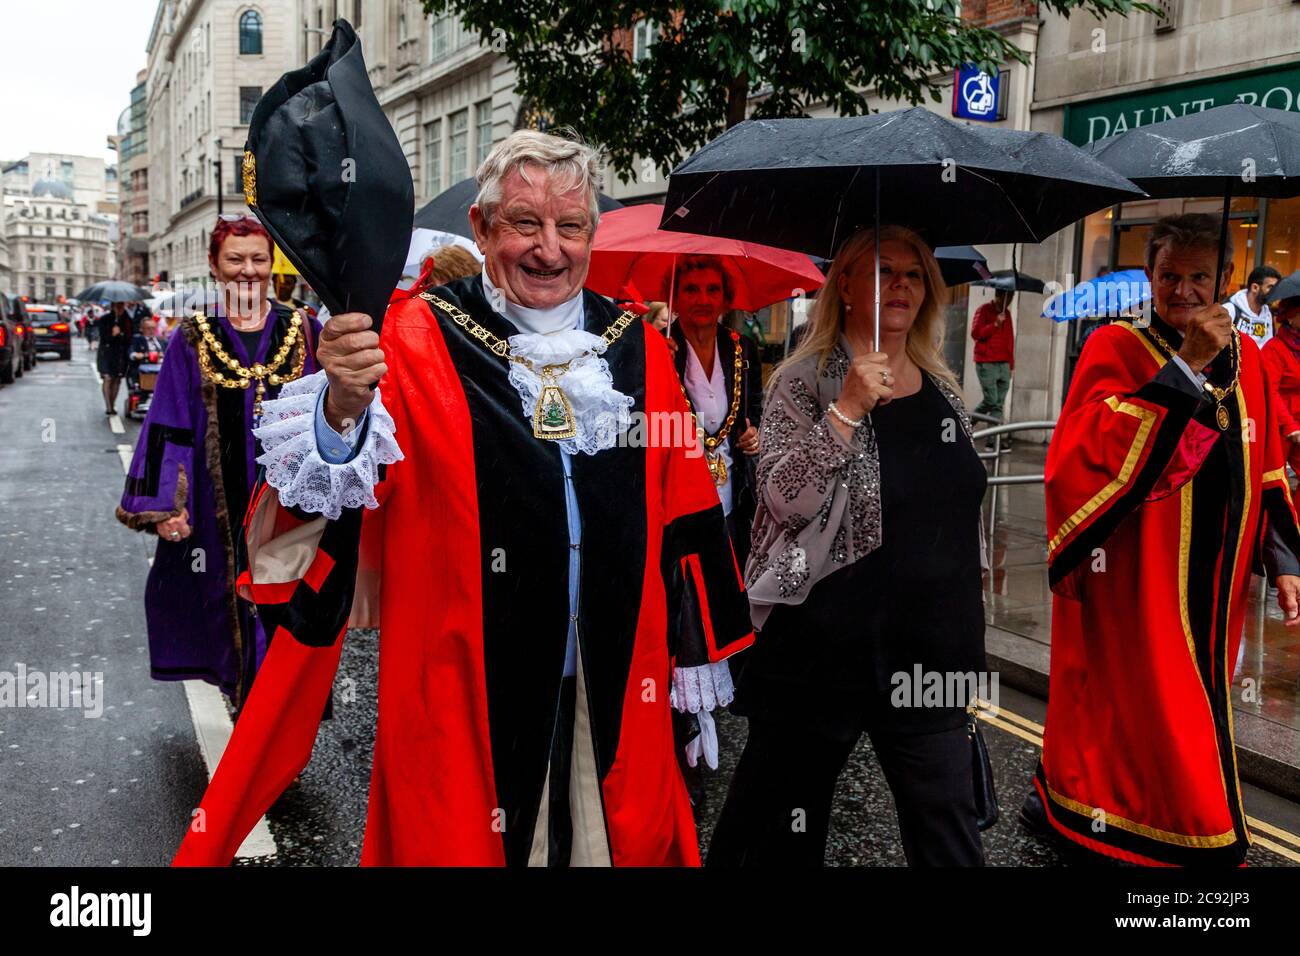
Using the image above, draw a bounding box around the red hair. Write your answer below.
[209,215,273,261]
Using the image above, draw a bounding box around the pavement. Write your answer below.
[1,339,1298,867]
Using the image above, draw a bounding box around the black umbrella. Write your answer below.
[971,269,1045,294]
[1266,270,1300,305]
[934,245,990,287]
[76,280,152,303]
[414,177,624,237]
[661,108,1143,348]
[1087,103,1300,298]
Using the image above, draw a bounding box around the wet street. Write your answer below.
[2,338,1299,867]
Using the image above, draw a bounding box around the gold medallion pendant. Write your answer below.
[706,449,728,486]
[534,382,578,440]
[1215,403,1230,431]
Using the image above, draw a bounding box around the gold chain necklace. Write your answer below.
[1142,322,1239,430]
[194,310,305,423]
[678,330,744,486]
[421,292,636,441]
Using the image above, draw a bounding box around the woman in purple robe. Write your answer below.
[116,215,321,710]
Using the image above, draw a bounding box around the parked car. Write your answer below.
[8,297,37,372]
[22,301,72,361]
[0,295,20,384]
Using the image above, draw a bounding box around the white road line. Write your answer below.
[182,680,277,859]
[110,372,277,860]
[109,414,124,434]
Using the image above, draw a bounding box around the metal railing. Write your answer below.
[970,413,1057,570]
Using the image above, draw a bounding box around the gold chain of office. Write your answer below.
[420,292,637,441]
[193,310,306,422]
[677,330,744,487]
[1143,322,1240,431]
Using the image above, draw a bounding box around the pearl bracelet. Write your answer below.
[827,401,865,429]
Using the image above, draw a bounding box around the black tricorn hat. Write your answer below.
[242,18,412,334]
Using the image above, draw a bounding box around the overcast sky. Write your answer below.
[0,0,160,165]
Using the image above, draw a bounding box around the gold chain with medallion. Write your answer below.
[420,292,636,440]
[1141,322,1239,431]
[194,310,306,422]
[677,330,744,487]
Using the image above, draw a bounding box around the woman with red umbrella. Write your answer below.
[664,256,765,804]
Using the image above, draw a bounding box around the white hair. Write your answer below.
[474,128,605,229]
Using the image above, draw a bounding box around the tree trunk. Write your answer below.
[726,70,749,129]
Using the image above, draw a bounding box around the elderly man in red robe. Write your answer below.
[172,129,751,867]
[1029,213,1300,866]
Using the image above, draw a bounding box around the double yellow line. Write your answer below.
[972,699,1300,865]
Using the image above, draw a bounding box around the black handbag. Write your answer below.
[967,706,1000,831]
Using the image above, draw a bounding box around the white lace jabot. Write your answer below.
[482,268,632,456]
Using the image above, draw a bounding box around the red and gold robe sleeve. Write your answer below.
[1046,323,1216,598]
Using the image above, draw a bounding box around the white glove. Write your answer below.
[685,708,720,770]
[669,661,735,715]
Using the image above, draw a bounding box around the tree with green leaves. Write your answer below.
[422,0,1154,182]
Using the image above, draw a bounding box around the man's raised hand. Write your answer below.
[318,312,386,432]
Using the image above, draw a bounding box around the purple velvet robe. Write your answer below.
[117,304,320,707]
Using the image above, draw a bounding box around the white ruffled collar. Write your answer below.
[480,267,632,455]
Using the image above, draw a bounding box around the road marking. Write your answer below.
[978,702,1300,863]
[182,680,277,858]
[110,369,277,860]
[1251,834,1300,864]
[109,415,124,434]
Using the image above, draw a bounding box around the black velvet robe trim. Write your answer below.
[422,275,649,866]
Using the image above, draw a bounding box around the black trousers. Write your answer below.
[707,717,984,867]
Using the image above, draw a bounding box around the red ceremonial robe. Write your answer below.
[1037,316,1300,866]
[172,275,754,866]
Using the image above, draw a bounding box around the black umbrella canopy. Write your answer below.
[414,177,624,237]
[1266,269,1300,304]
[76,280,152,303]
[659,108,1145,260]
[1086,103,1300,199]
[971,269,1045,294]
[934,245,989,287]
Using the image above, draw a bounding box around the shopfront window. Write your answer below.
[1262,196,1300,280]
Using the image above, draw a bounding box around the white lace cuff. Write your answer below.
[253,369,404,520]
[670,661,735,714]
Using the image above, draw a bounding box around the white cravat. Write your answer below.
[481,266,582,335]
[480,266,632,456]
[683,340,735,516]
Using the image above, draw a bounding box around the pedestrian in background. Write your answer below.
[1260,293,1300,473]
[664,255,763,808]
[710,225,988,868]
[1226,265,1281,349]
[116,214,321,711]
[971,288,1015,449]
[96,300,133,415]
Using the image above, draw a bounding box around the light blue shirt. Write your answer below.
[311,295,583,678]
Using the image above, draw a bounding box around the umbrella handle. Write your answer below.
[1214,182,1232,303]
[873,169,881,354]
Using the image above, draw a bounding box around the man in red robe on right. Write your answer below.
[1029,214,1300,866]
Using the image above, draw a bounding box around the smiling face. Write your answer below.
[1147,243,1221,332]
[209,233,272,314]
[838,238,927,337]
[469,165,594,310]
[675,266,728,332]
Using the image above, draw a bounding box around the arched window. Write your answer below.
[239,10,263,55]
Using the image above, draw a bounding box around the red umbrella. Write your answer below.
[585,204,824,316]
